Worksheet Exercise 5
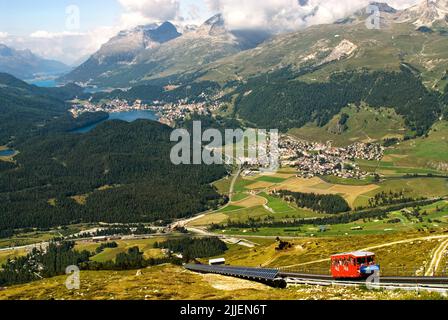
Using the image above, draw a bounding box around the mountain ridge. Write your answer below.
[60,22,182,85]
[61,0,448,89]
[0,44,70,80]
[62,14,270,87]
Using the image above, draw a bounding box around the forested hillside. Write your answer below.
[0,73,84,144]
[0,120,227,230]
[233,67,443,136]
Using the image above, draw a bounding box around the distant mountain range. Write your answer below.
[58,0,448,89]
[0,44,70,80]
[61,14,270,87]
[194,0,448,92]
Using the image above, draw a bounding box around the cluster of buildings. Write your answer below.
[69,97,221,128]
[279,136,384,179]
[150,99,220,126]
[69,99,150,118]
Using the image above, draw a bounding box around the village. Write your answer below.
[68,98,151,118]
[69,97,219,127]
[278,135,384,179]
[150,98,220,126]
[69,98,383,181]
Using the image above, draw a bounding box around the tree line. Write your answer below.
[0,241,90,286]
[209,198,442,230]
[154,237,228,260]
[274,190,350,214]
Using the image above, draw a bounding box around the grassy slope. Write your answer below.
[353,178,448,208]
[0,264,442,300]
[385,121,448,170]
[216,231,448,276]
[289,105,408,147]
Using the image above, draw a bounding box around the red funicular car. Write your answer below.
[331,251,380,279]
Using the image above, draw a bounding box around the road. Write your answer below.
[170,164,241,230]
[0,242,48,253]
[0,233,168,253]
[227,165,242,202]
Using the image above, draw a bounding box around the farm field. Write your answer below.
[357,159,446,177]
[189,204,324,227]
[212,177,232,195]
[273,176,379,208]
[193,167,448,228]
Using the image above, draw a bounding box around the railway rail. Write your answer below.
[280,272,448,293]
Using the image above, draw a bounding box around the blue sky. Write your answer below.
[0,0,211,36]
[0,0,121,35]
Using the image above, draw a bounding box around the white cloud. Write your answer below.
[29,30,84,39]
[118,0,180,22]
[204,0,221,12]
[0,32,8,38]
[207,0,421,32]
[1,26,117,65]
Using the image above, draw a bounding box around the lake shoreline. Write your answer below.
[72,110,159,134]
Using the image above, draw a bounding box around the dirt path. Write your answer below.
[228,165,242,202]
[425,239,448,276]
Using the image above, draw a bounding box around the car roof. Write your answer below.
[331,251,375,258]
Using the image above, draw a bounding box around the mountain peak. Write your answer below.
[195,14,228,37]
[368,2,397,13]
[0,44,69,80]
[399,0,448,26]
[336,2,397,26]
[145,21,181,43]
[93,21,181,62]
[0,44,14,57]
[204,14,225,27]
